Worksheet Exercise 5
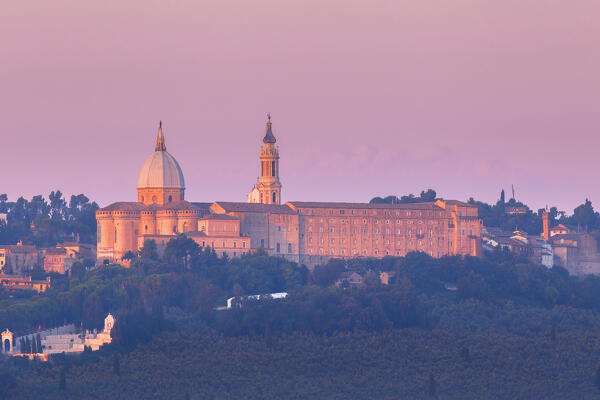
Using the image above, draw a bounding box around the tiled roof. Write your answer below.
[100,202,149,211]
[45,247,67,255]
[200,213,240,221]
[0,244,38,252]
[436,199,478,208]
[286,201,442,210]
[212,202,297,214]
[550,233,581,243]
[101,200,203,212]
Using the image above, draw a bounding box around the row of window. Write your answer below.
[200,240,248,249]
[307,218,445,226]
[309,236,444,245]
[307,226,440,236]
[302,209,445,218]
[305,243,442,256]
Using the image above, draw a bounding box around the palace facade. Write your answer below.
[96,118,482,267]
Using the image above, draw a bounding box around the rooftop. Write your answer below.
[286,201,443,210]
[212,202,297,215]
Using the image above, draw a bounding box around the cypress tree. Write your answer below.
[427,373,438,400]
[113,353,120,376]
[59,368,66,391]
[36,334,42,354]
[594,364,600,392]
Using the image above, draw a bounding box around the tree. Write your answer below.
[420,189,437,202]
[594,363,600,392]
[427,373,438,400]
[573,199,597,232]
[70,262,85,280]
[500,189,505,204]
[163,235,200,270]
[0,366,16,397]
[139,239,160,261]
[36,334,42,354]
[59,368,66,391]
[113,353,121,376]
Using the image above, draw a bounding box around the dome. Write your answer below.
[136,151,185,189]
[136,122,185,189]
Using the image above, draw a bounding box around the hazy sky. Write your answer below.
[1,0,599,213]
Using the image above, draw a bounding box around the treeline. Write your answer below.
[5,329,600,400]
[371,188,600,236]
[0,192,98,246]
[4,242,600,398]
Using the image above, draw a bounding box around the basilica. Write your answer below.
[96,118,482,268]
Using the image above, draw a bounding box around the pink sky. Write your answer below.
[1,0,599,213]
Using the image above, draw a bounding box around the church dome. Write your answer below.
[136,122,185,189]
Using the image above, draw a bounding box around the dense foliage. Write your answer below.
[371,188,600,237]
[0,192,98,246]
[2,242,600,398]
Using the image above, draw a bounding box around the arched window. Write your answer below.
[168,195,173,203]
[272,192,276,203]
[145,225,148,232]
[271,161,276,176]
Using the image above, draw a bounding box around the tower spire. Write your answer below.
[155,120,166,151]
[263,112,276,144]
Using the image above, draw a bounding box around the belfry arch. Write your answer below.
[2,329,13,353]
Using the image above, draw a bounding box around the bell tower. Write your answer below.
[249,113,281,204]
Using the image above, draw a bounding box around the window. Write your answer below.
[145,225,148,232]
[114,229,117,243]
[243,242,246,248]
[276,243,280,253]
[168,195,173,203]
[271,161,276,176]
[97,225,101,242]
[288,243,292,253]
[272,192,277,203]
[260,239,265,248]
[233,242,237,248]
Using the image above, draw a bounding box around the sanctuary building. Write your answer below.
[96,118,482,268]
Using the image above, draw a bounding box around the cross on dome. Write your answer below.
[155,120,166,152]
[263,113,276,144]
